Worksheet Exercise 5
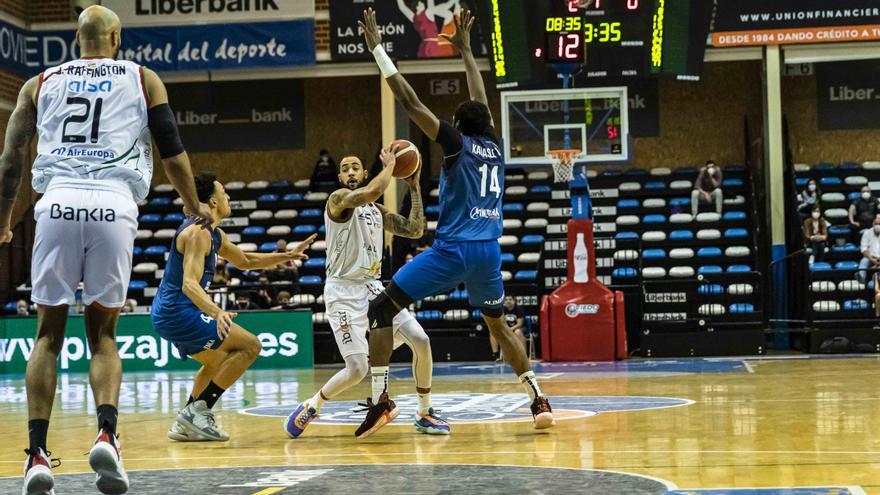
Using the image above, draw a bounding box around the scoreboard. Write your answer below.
[479,0,710,88]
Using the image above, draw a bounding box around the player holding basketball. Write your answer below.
[0,6,214,495]
[153,174,315,442]
[356,9,554,438]
[285,147,449,439]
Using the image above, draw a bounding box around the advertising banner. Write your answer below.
[101,0,315,26]
[0,19,315,76]
[168,79,305,152]
[0,311,313,374]
[711,0,880,47]
[816,60,880,130]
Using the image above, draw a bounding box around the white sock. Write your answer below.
[417,392,431,415]
[310,390,326,413]
[519,370,542,401]
[371,366,389,403]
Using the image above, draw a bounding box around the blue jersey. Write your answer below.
[152,218,222,318]
[435,132,505,242]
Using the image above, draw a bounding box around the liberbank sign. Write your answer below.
[101,0,314,26]
[0,311,313,374]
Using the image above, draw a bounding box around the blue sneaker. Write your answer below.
[414,408,450,435]
[284,401,319,438]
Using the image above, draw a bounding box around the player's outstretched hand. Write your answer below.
[379,144,397,170]
[285,233,317,261]
[216,310,237,339]
[439,9,475,53]
[0,227,12,245]
[359,8,382,52]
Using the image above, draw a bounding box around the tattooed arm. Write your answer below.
[378,169,425,239]
[0,76,39,244]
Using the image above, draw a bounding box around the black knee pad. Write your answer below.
[368,292,398,330]
[481,305,503,318]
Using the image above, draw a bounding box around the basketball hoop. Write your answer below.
[547,149,581,183]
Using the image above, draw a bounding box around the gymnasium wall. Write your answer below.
[783,73,880,165]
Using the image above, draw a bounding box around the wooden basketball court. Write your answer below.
[0,356,877,494]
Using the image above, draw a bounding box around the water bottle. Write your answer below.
[573,233,589,283]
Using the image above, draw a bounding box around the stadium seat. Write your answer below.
[318,225,326,234]
[249,210,273,220]
[697,247,722,258]
[526,202,550,212]
[644,181,666,190]
[139,213,161,223]
[531,185,551,194]
[843,299,869,310]
[863,161,880,170]
[697,284,724,294]
[270,180,293,188]
[642,231,666,242]
[617,215,640,225]
[617,199,639,208]
[698,304,725,315]
[669,266,695,278]
[136,230,153,240]
[642,249,666,259]
[444,309,470,321]
[810,281,835,292]
[643,198,666,208]
[4,301,18,315]
[698,265,722,274]
[527,171,550,180]
[819,177,841,186]
[312,313,327,324]
[501,271,512,281]
[821,192,846,203]
[144,245,167,255]
[612,267,638,278]
[247,180,269,190]
[225,181,245,190]
[416,310,444,320]
[728,283,754,295]
[794,163,810,172]
[813,300,841,312]
[625,168,648,176]
[650,167,671,176]
[500,253,516,264]
[267,225,291,236]
[722,178,743,187]
[828,226,851,236]
[426,205,441,216]
[427,221,438,231]
[815,162,835,170]
[586,169,598,178]
[257,194,280,203]
[669,248,694,259]
[450,290,469,301]
[242,226,265,236]
[795,178,809,187]
[823,208,848,220]
[831,243,859,252]
[503,219,523,229]
[613,249,639,261]
[525,218,548,229]
[615,232,639,240]
[670,197,691,207]
[132,246,142,256]
[499,235,518,246]
[237,243,257,252]
[838,280,865,292]
[643,214,666,224]
[696,229,721,240]
[730,303,754,313]
[293,225,317,234]
[642,267,666,278]
[149,197,171,206]
[299,276,323,284]
[128,280,148,290]
[619,182,641,192]
[429,188,440,198]
[670,180,692,190]
[722,211,746,221]
[503,203,525,213]
[725,246,750,257]
[294,179,310,189]
[726,164,747,172]
[845,175,868,185]
[297,208,320,217]
[601,169,622,177]
[259,242,276,253]
[670,213,693,224]
[283,193,304,202]
[154,183,174,193]
[311,240,327,252]
[520,235,544,245]
[726,265,751,273]
[173,198,184,206]
[154,229,176,239]
[226,233,241,243]
[305,192,329,202]
[163,212,185,223]
[514,270,537,281]
[133,262,158,274]
[834,261,859,270]
[674,166,697,175]
[696,212,721,223]
[506,186,527,195]
[810,262,832,271]
[724,228,748,239]
[518,253,540,263]
[304,258,325,268]
[669,230,694,240]
[724,195,746,206]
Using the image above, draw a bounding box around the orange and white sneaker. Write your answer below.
[531,396,556,429]
[354,392,400,439]
[22,448,57,495]
[88,430,129,494]
[414,408,451,435]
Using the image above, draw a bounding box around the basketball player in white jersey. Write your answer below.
[284,147,450,439]
[0,6,213,495]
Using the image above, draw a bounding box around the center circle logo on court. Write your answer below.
[242,393,693,425]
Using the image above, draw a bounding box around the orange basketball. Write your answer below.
[391,139,421,178]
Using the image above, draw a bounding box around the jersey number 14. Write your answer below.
[479,164,501,198]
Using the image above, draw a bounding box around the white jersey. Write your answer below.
[32,58,153,202]
[325,203,384,282]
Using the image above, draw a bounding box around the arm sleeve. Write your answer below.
[436,121,463,164]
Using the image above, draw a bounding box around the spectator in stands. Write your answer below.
[691,160,723,216]
[310,149,338,192]
[255,275,276,309]
[16,299,30,316]
[490,295,528,363]
[858,217,880,282]
[802,205,829,264]
[849,185,880,235]
[213,259,230,286]
[797,179,820,219]
[233,293,259,311]
[271,290,293,310]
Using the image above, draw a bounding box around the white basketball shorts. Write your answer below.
[324,279,415,358]
[31,178,138,308]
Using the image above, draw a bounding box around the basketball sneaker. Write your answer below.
[176,400,229,442]
[531,396,555,429]
[22,447,57,495]
[284,401,319,438]
[354,392,399,439]
[413,408,450,435]
[88,430,129,494]
[167,419,204,442]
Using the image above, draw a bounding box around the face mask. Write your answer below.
[808,184,816,192]
[864,192,872,200]
[812,211,820,219]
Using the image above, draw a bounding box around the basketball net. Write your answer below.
[547,149,581,183]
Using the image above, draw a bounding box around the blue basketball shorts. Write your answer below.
[151,304,223,360]
[392,239,504,309]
